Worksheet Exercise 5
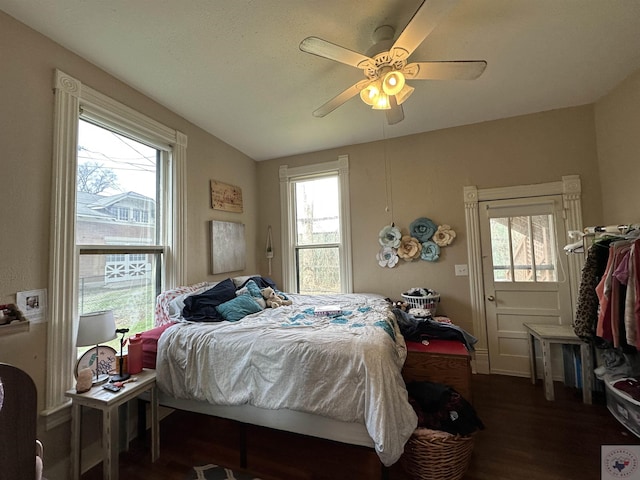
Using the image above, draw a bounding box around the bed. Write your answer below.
[152,276,418,467]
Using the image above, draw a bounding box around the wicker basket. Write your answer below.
[400,428,475,480]
[401,292,440,315]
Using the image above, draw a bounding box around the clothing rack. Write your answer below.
[584,224,640,235]
[564,224,640,255]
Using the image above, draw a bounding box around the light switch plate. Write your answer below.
[455,264,469,276]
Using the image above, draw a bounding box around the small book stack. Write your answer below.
[313,305,342,316]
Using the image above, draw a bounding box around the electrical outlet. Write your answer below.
[455,264,469,276]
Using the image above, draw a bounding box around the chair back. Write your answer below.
[0,363,37,480]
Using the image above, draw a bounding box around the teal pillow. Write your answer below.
[236,279,262,299]
[216,294,263,322]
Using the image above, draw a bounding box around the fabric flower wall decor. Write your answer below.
[397,235,422,261]
[433,224,456,247]
[377,246,399,268]
[378,224,402,248]
[409,217,437,242]
[375,219,456,266]
[420,240,441,262]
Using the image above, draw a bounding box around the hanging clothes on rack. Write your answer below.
[595,240,632,349]
[571,224,640,345]
[574,237,613,343]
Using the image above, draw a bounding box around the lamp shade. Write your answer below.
[382,71,405,96]
[76,310,117,347]
[360,82,380,106]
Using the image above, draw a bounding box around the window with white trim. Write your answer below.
[45,70,187,425]
[279,156,352,294]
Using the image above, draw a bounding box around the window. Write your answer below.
[76,119,162,347]
[45,70,187,425]
[279,156,352,294]
[489,214,558,282]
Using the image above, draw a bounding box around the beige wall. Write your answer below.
[594,68,640,224]
[0,10,257,476]
[257,106,604,335]
[3,3,639,476]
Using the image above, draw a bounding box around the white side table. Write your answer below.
[65,368,159,480]
[524,323,592,404]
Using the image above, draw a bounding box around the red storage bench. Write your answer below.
[402,339,473,403]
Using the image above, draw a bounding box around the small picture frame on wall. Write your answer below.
[16,288,47,323]
[210,180,243,213]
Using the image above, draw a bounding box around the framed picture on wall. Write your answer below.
[210,180,243,213]
[211,220,246,274]
[16,288,47,324]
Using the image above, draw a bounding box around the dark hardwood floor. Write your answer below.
[82,374,640,480]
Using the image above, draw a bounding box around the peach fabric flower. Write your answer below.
[397,235,422,261]
[433,224,456,247]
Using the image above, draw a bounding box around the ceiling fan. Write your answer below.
[299,0,487,125]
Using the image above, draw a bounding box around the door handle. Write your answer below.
[487,295,495,301]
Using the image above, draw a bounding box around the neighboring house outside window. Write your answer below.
[279,156,352,294]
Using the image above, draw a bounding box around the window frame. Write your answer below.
[44,70,187,427]
[279,156,352,293]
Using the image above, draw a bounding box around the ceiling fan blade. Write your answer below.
[404,60,487,80]
[300,36,374,70]
[385,96,404,125]
[390,0,459,61]
[312,79,371,118]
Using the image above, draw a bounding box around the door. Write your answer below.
[480,195,572,376]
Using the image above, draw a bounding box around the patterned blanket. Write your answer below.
[156,293,417,466]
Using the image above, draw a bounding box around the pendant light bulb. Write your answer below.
[382,71,405,96]
[360,83,380,107]
[372,91,391,110]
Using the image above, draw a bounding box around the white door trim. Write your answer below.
[463,175,583,374]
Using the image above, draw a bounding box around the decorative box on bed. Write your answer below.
[152,276,419,467]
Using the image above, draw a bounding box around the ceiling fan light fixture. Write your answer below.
[360,83,380,106]
[382,71,405,96]
[371,91,391,110]
[395,84,415,105]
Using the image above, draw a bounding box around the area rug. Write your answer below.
[188,464,262,480]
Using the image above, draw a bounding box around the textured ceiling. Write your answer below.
[2,0,640,161]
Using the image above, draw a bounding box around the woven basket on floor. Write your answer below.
[400,428,475,480]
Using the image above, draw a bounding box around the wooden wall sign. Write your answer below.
[210,180,243,213]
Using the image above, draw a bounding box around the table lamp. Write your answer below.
[76,310,117,385]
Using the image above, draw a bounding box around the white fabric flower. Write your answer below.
[433,224,456,247]
[378,224,402,248]
[376,246,399,268]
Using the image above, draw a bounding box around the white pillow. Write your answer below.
[168,282,217,318]
[232,274,261,288]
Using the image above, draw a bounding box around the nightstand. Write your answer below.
[65,368,159,480]
[402,339,473,403]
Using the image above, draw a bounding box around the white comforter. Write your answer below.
[156,293,417,466]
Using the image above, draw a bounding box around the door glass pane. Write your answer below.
[295,177,339,245]
[489,218,511,281]
[511,216,533,281]
[490,214,557,283]
[532,214,558,281]
[297,247,341,294]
